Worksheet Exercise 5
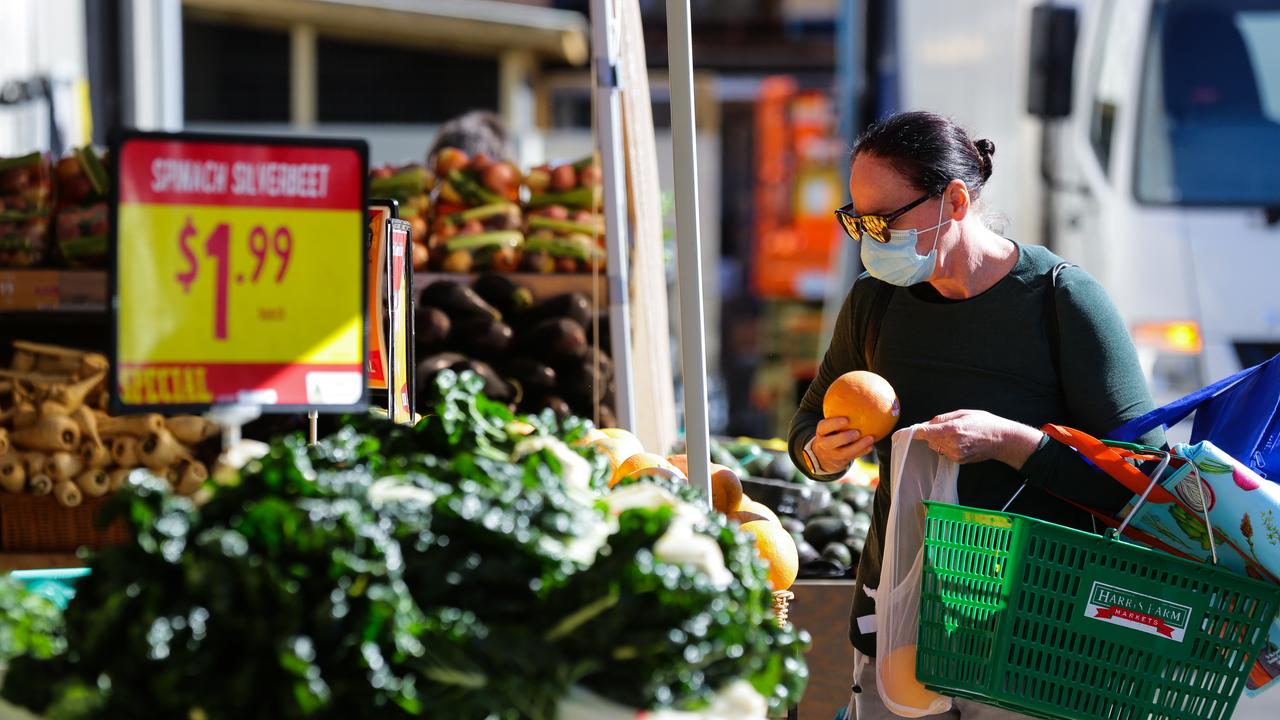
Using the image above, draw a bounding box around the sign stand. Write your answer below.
[206,405,263,451]
[308,409,319,445]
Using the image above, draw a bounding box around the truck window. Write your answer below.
[1089,0,1148,178]
[1135,0,1280,205]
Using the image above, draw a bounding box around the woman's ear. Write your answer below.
[946,179,971,221]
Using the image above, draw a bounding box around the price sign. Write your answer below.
[387,217,413,424]
[111,132,368,411]
[367,203,392,390]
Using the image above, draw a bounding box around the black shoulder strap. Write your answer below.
[862,280,895,371]
[1046,261,1075,384]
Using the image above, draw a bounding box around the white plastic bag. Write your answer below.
[875,425,958,717]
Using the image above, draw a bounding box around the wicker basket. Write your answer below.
[0,493,129,552]
[771,590,794,628]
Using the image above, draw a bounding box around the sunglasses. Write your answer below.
[834,192,936,244]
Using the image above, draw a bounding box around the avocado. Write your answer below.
[415,307,451,352]
[768,453,798,482]
[848,513,872,541]
[417,352,469,380]
[780,517,805,536]
[577,345,614,382]
[505,357,557,395]
[556,348,612,399]
[454,359,514,402]
[518,392,571,420]
[523,292,593,329]
[515,317,588,362]
[813,502,856,525]
[804,516,848,550]
[471,274,534,318]
[822,542,854,568]
[796,540,820,565]
[453,316,514,359]
[420,280,501,322]
[843,486,875,513]
[744,452,774,478]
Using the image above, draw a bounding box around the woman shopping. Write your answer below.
[788,111,1165,719]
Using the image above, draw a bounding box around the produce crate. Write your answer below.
[0,494,128,552]
[741,476,831,522]
[918,501,1280,720]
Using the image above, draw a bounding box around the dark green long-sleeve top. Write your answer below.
[788,243,1165,657]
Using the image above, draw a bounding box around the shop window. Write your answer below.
[183,19,290,123]
[316,39,498,124]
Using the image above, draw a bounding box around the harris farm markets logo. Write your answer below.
[1085,583,1193,642]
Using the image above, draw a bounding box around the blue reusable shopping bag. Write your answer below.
[1112,353,1280,480]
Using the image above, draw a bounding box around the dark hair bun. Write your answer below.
[853,112,995,197]
[974,138,995,180]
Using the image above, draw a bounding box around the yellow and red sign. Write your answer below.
[113,133,367,410]
[367,204,391,390]
[387,218,412,424]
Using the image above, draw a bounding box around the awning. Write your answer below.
[182,0,589,65]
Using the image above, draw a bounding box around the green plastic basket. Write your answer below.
[918,501,1280,720]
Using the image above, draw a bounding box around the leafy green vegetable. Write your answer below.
[0,577,66,666]
[548,505,808,713]
[4,371,808,719]
[4,457,425,719]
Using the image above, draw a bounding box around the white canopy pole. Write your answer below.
[664,0,712,506]
[590,0,637,432]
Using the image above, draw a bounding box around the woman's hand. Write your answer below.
[810,416,877,473]
[913,410,1044,468]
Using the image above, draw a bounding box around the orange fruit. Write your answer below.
[574,427,609,446]
[600,427,642,447]
[666,456,744,513]
[592,430,644,461]
[709,464,744,514]
[740,519,799,591]
[609,452,683,488]
[737,497,779,524]
[880,644,942,710]
[666,454,689,475]
[589,437,644,473]
[823,370,900,441]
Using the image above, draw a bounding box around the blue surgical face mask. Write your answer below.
[860,199,950,286]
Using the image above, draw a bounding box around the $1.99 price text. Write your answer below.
[175,217,294,339]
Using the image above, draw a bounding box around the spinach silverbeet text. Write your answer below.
[2,371,808,720]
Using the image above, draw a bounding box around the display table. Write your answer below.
[790,579,857,719]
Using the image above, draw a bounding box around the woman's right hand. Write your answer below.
[811,416,877,473]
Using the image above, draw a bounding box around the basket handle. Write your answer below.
[1116,450,1171,534]
[1000,450,1168,530]
[1042,425,1179,503]
[1034,425,1220,564]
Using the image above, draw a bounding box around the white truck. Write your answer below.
[893,0,1280,406]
